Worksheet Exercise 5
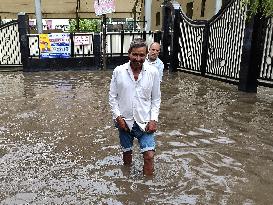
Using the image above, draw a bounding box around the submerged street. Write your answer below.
[0,70,273,204]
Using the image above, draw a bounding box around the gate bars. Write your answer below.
[260,17,273,83]
[171,0,246,81]
[0,20,22,67]
[170,0,273,92]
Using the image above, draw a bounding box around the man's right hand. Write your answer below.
[116,116,129,132]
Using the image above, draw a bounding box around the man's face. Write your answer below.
[148,43,160,61]
[129,47,147,69]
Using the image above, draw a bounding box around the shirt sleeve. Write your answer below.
[109,69,121,119]
[159,60,164,82]
[150,69,161,121]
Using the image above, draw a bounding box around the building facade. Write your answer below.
[141,0,230,31]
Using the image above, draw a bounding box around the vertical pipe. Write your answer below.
[34,0,43,34]
[145,0,152,31]
[215,0,222,15]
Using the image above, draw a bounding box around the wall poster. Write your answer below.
[39,33,71,58]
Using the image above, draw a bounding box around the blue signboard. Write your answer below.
[40,33,71,58]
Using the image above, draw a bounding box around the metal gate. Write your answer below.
[259,17,273,83]
[173,0,246,83]
[206,0,246,79]
[0,20,22,69]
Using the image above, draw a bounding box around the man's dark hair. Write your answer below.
[128,38,148,54]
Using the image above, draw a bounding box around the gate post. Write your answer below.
[120,30,124,57]
[169,8,180,72]
[200,22,210,77]
[93,33,101,69]
[142,30,147,41]
[70,33,75,58]
[153,31,161,43]
[238,11,265,92]
[162,3,171,70]
[17,12,30,71]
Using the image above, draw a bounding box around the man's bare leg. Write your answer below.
[123,151,132,165]
[143,150,155,176]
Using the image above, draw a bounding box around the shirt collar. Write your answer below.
[146,55,157,64]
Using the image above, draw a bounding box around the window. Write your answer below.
[201,0,206,17]
[186,2,193,19]
[156,12,160,26]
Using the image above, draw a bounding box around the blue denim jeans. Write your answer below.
[117,121,155,153]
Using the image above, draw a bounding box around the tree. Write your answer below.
[69,19,101,32]
[242,0,273,18]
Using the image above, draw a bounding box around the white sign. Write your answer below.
[74,36,90,46]
[94,0,115,16]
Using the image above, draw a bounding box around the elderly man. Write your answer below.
[146,42,164,82]
[109,38,161,176]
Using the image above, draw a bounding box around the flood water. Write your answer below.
[0,70,273,205]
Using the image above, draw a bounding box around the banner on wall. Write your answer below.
[94,0,115,16]
[39,33,71,58]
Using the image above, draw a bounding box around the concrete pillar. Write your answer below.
[35,0,43,33]
[145,0,152,31]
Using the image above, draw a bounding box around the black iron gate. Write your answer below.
[0,20,22,69]
[206,1,246,80]
[171,0,246,83]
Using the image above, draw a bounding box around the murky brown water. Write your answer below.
[0,70,273,205]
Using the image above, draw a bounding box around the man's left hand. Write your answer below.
[145,120,157,133]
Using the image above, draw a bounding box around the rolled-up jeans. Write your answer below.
[117,121,155,153]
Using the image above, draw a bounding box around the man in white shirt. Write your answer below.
[146,42,164,82]
[109,38,161,176]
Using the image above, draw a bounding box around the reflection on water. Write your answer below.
[0,71,273,204]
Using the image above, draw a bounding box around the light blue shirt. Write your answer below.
[109,62,161,131]
[145,57,164,82]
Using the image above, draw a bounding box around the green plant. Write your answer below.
[69,19,101,32]
[242,0,273,18]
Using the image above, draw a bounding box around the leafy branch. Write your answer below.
[242,0,273,18]
[69,19,101,32]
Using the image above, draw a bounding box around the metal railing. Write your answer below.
[105,31,154,56]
